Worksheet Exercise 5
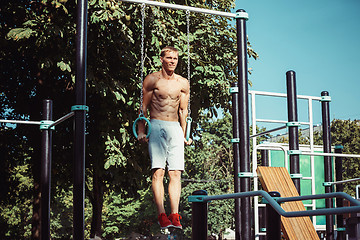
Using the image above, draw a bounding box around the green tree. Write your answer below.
[181,112,235,239]
[0,127,34,238]
[330,119,360,196]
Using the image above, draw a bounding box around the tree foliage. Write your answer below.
[182,112,235,239]
[330,119,360,196]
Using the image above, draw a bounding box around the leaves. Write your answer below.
[57,60,71,72]
[104,135,127,169]
[330,119,360,196]
[181,112,235,237]
[7,28,37,41]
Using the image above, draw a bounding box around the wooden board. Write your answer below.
[257,166,319,240]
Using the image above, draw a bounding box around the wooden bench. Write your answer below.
[257,166,319,240]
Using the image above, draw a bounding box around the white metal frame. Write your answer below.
[250,90,324,239]
[250,90,360,239]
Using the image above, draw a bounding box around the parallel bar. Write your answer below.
[0,119,41,125]
[120,0,238,18]
[327,178,360,186]
[250,125,287,138]
[300,152,360,158]
[48,112,75,129]
[189,190,360,217]
[277,192,360,206]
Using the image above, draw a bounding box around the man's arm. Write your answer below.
[178,78,191,145]
[137,74,154,141]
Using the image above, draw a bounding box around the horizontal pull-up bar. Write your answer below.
[0,119,41,125]
[119,0,246,19]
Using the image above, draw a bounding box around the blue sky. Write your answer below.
[232,0,360,128]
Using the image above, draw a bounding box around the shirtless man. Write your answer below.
[137,46,192,229]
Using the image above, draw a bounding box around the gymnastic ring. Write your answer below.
[133,115,151,139]
[185,117,192,141]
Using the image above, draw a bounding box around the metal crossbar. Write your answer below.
[326,178,360,186]
[189,190,360,218]
[48,112,75,129]
[0,119,41,125]
[250,125,287,138]
[249,90,323,101]
[300,151,360,159]
[0,112,75,129]
[120,0,239,18]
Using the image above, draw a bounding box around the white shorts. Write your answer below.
[148,119,184,171]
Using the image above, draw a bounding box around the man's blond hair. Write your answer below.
[160,46,179,57]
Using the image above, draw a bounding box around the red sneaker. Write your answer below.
[168,213,182,229]
[158,213,174,229]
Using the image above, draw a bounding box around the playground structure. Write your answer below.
[189,69,360,239]
[0,101,88,239]
[189,169,360,240]
[250,90,360,240]
[182,2,360,239]
[2,0,360,240]
[1,0,88,239]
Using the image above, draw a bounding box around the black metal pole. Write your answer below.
[191,190,208,240]
[231,82,241,240]
[261,150,269,167]
[40,99,53,240]
[321,91,334,240]
[236,9,251,240]
[74,0,88,238]
[335,145,345,240]
[286,70,300,193]
[259,150,269,240]
[266,192,281,240]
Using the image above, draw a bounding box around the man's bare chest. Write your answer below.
[153,80,183,101]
